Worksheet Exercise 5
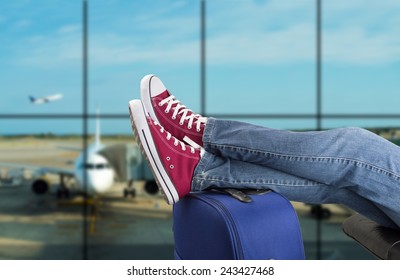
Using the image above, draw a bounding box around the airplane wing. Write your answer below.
[0,162,75,196]
[0,163,75,177]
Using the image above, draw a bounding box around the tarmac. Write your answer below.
[0,137,376,260]
[0,181,175,260]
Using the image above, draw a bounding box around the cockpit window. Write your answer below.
[83,163,94,169]
[80,163,111,170]
[95,163,111,169]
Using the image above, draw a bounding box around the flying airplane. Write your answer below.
[0,113,157,198]
[29,93,63,104]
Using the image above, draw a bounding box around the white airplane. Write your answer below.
[29,93,63,104]
[0,111,158,197]
[0,108,158,197]
[0,115,113,197]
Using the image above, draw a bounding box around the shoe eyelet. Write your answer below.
[166,157,171,161]
[172,116,176,120]
[174,142,178,146]
[191,150,195,154]
[158,102,162,106]
[197,128,201,132]
[188,125,192,129]
[165,110,169,113]
[170,165,174,169]
[179,122,184,126]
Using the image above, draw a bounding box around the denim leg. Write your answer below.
[195,118,400,228]
[192,152,398,228]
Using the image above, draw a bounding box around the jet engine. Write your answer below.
[31,177,50,195]
[144,180,158,195]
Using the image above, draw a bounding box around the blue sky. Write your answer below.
[1,0,400,135]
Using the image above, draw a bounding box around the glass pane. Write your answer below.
[0,1,82,115]
[323,119,400,131]
[323,0,400,114]
[296,202,375,260]
[89,0,200,115]
[0,119,84,259]
[207,0,316,116]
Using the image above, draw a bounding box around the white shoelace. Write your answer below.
[155,121,196,154]
[159,95,207,132]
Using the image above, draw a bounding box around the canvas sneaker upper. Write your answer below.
[129,99,201,204]
[140,74,207,148]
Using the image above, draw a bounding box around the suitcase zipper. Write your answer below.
[194,195,244,259]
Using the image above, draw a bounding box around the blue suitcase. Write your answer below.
[173,190,305,260]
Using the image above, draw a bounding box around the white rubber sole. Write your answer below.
[128,99,179,205]
[140,74,165,122]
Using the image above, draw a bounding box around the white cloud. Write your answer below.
[207,24,315,65]
[322,0,400,64]
[14,19,31,29]
[17,33,81,68]
[90,37,199,65]
[12,1,400,68]
[205,0,400,65]
[58,24,80,34]
[324,27,400,64]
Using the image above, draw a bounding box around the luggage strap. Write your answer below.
[215,188,271,203]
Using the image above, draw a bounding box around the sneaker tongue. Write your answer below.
[155,90,202,124]
[155,89,170,100]
[157,91,190,115]
[155,90,181,111]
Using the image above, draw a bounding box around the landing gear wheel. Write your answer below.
[311,205,331,219]
[57,188,70,199]
[123,188,136,198]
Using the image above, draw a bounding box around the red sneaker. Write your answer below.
[140,74,207,148]
[129,99,201,204]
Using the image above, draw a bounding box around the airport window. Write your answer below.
[206,0,316,119]
[1,0,399,260]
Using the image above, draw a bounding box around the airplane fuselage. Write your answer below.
[74,143,114,195]
[30,93,63,104]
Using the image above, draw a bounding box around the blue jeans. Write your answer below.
[191,118,400,229]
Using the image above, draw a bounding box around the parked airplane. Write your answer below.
[29,93,63,104]
[0,113,157,198]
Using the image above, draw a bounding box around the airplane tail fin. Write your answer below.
[29,96,36,102]
[95,107,101,146]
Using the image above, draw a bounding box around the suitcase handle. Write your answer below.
[212,188,272,203]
